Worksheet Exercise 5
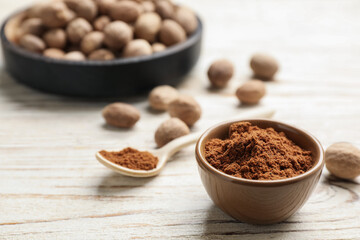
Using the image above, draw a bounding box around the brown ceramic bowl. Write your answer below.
[195,119,324,225]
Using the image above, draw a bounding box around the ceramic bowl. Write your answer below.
[195,119,324,224]
[0,10,202,97]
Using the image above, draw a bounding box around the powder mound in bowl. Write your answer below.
[204,122,313,180]
[100,148,158,170]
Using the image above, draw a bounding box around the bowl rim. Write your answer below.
[195,118,324,187]
[0,7,203,66]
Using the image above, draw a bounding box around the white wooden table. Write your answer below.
[1,0,360,239]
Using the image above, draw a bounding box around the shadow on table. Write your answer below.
[0,67,147,112]
[203,205,298,239]
[322,173,360,204]
[101,122,136,132]
[324,172,360,185]
[96,172,155,196]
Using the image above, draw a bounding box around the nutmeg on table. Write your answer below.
[207,59,235,88]
[102,84,202,148]
[325,142,360,179]
[14,0,199,61]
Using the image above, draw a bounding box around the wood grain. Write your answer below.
[0,0,360,239]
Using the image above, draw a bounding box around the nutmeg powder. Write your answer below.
[205,122,313,180]
[100,148,158,170]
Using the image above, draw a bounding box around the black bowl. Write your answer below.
[0,10,202,98]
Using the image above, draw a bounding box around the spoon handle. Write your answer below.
[160,107,276,159]
[160,132,202,159]
[226,107,276,123]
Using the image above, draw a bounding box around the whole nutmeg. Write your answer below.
[109,0,142,23]
[17,18,44,38]
[168,95,202,127]
[39,1,75,28]
[207,59,234,88]
[325,142,360,179]
[155,118,190,147]
[159,19,186,46]
[236,80,266,105]
[141,1,155,12]
[174,6,198,35]
[89,49,115,60]
[102,102,140,128]
[64,51,86,61]
[250,53,279,80]
[27,2,47,18]
[95,0,115,14]
[80,31,104,54]
[103,21,133,50]
[155,0,175,19]
[135,12,161,43]
[43,48,65,59]
[123,39,152,58]
[93,15,111,31]
[64,0,98,21]
[19,34,46,53]
[149,85,179,111]
[66,18,93,44]
[43,29,67,49]
[152,43,166,53]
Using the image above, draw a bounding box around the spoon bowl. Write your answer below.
[96,133,201,177]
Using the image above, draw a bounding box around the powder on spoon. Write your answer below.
[100,148,158,170]
[205,122,313,180]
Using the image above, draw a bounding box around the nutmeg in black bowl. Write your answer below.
[0,10,202,98]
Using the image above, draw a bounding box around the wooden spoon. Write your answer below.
[96,107,276,177]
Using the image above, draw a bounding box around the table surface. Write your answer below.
[1,0,360,239]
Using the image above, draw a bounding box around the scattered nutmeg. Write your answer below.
[19,34,46,53]
[135,12,162,43]
[155,118,190,147]
[66,18,93,44]
[236,80,266,105]
[88,49,115,60]
[64,51,86,61]
[149,85,179,111]
[93,15,111,31]
[39,1,75,28]
[80,31,104,54]
[159,19,186,46]
[109,0,142,23]
[123,39,152,58]
[168,95,202,127]
[43,28,67,49]
[174,6,198,35]
[325,142,360,179]
[103,21,133,50]
[207,59,234,88]
[152,43,166,53]
[250,53,279,80]
[43,48,65,59]
[102,102,140,128]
